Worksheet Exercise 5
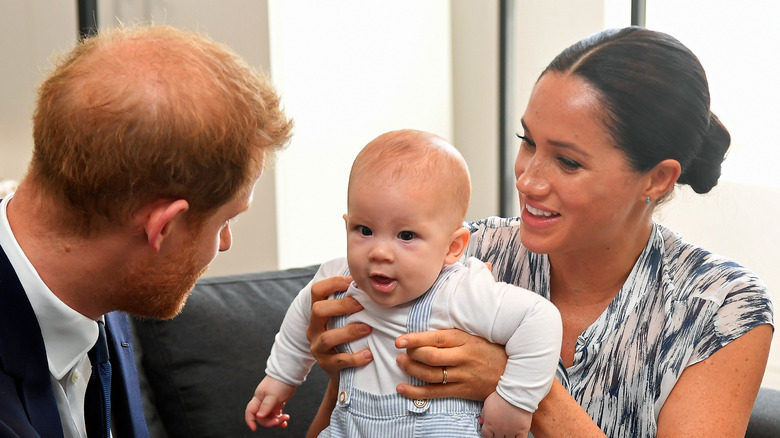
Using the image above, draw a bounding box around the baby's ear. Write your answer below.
[444,227,470,264]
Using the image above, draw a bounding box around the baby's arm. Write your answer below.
[492,283,561,412]
[245,376,296,431]
[480,391,532,438]
[264,258,351,385]
[443,258,562,434]
[246,258,351,431]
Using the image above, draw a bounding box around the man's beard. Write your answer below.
[116,238,209,320]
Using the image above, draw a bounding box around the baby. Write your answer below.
[245,129,562,437]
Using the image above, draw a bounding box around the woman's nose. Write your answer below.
[515,155,551,196]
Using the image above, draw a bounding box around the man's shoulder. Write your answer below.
[0,370,55,436]
[0,323,62,438]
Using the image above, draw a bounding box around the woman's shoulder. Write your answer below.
[656,223,769,303]
[463,216,543,288]
[465,216,523,234]
[654,224,773,358]
[465,216,524,249]
[464,216,526,257]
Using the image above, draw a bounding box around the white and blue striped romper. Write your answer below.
[322,263,483,438]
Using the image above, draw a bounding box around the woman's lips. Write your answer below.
[525,203,559,217]
[521,202,560,228]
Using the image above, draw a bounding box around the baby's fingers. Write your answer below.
[254,410,290,429]
[257,396,282,418]
[244,397,261,430]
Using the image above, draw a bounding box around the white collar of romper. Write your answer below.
[0,195,99,380]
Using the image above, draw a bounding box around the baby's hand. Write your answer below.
[480,391,532,438]
[244,376,296,431]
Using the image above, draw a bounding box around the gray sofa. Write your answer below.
[131,265,780,438]
[132,265,327,438]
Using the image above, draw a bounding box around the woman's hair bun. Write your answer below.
[678,113,730,194]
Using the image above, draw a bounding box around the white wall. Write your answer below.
[0,1,75,182]
[268,0,455,269]
[451,0,500,221]
[646,0,780,188]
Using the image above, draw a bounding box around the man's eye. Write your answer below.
[398,231,415,241]
[358,226,372,236]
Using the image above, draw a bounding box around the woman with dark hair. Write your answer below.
[306,27,773,437]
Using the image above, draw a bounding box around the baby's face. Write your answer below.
[344,180,457,307]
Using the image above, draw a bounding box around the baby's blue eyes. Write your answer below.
[355,227,415,241]
[398,231,415,241]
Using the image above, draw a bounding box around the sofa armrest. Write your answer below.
[746,387,780,438]
[132,265,327,438]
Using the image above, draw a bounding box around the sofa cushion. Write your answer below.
[746,387,780,438]
[133,265,327,438]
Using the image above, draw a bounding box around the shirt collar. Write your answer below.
[0,195,98,379]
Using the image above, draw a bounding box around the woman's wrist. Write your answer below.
[530,379,605,438]
[306,378,339,438]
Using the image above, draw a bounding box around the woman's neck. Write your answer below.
[548,220,653,306]
[549,220,654,367]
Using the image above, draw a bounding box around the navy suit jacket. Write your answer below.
[0,242,150,437]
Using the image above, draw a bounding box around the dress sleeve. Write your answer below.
[688,265,774,366]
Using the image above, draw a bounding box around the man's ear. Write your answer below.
[144,199,190,253]
[444,227,470,264]
[646,159,682,201]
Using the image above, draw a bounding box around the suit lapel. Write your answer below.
[0,244,65,437]
[105,311,150,438]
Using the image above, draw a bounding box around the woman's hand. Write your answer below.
[394,329,507,401]
[305,275,374,438]
[306,275,373,380]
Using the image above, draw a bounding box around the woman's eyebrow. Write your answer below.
[520,119,591,158]
[520,119,531,136]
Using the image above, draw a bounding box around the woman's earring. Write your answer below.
[646,196,651,204]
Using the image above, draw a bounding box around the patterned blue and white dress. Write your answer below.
[464,216,774,437]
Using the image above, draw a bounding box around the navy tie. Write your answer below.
[85,320,112,437]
